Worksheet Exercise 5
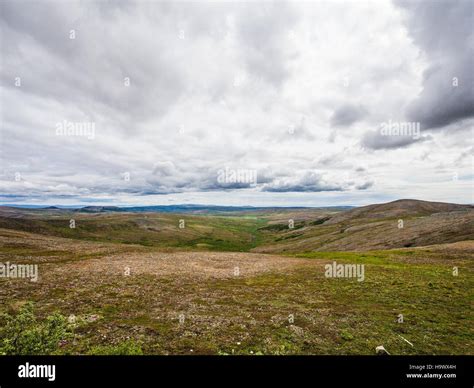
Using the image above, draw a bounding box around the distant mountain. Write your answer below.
[78,206,121,213]
[0,204,354,213]
[75,204,354,214]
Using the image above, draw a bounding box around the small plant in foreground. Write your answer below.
[0,302,71,355]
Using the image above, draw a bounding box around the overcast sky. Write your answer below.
[0,0,472,207]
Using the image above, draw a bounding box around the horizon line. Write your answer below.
[1,198,473,210]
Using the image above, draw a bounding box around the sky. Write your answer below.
[0,0,473,207]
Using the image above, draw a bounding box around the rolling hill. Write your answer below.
[0,199,472,253]
[253,199,474,253]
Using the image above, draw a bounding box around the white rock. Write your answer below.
[376,345,390,355]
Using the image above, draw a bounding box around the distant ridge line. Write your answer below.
[0,204,355,213]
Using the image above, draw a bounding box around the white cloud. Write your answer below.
[0,0,472,206]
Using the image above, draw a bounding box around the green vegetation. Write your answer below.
[309,217,331,226]
[1,240,472,355]
[0,303,71,355]
[259,221,304,231]
[0,203,472,355]
[0,213,268,252]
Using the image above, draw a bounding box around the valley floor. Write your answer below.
[0,228,472,355]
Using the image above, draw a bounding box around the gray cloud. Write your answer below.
[361,129,430,150]
[355,181,374,190]
[261,172,344,193]
[330,104,367,127]
[235,2,298,88]
[395,0,474,129]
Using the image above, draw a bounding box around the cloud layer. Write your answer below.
[0,0,472,206]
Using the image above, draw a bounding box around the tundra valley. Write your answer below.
[0,199,472,355]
